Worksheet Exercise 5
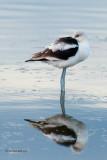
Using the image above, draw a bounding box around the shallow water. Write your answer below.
[0,0,107,63]
[0,0,107,159]
[0,107,107,160]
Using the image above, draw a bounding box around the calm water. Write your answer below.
[0,107,107,160]
[0,0,107,64]
[0,0,107,160]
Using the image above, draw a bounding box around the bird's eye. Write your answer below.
[75,34,80,38]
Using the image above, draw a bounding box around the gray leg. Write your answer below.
[60,67,66,115]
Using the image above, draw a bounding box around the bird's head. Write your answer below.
[74,32,86,42]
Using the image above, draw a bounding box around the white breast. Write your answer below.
[77,40,91,62]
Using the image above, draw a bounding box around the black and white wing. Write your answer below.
[48,37,79,60]
[25,37,79,62]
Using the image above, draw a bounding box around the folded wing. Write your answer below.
[26,36,79,62]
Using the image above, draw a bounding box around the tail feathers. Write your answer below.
[24,119,46,125]
[24,119,36,123]
[25,52,48,62]
[25,58,48,62]
[25,59,46,62]
[25,59,36,62]
[24,119,43,127]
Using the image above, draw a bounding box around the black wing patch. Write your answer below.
[50,37,79,60]
[38,46,78,61]
[56,36,78,45]
[53,47,78,60]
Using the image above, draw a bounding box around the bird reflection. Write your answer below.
[25,114,88,152]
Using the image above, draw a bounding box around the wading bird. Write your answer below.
[25,32,91,115]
